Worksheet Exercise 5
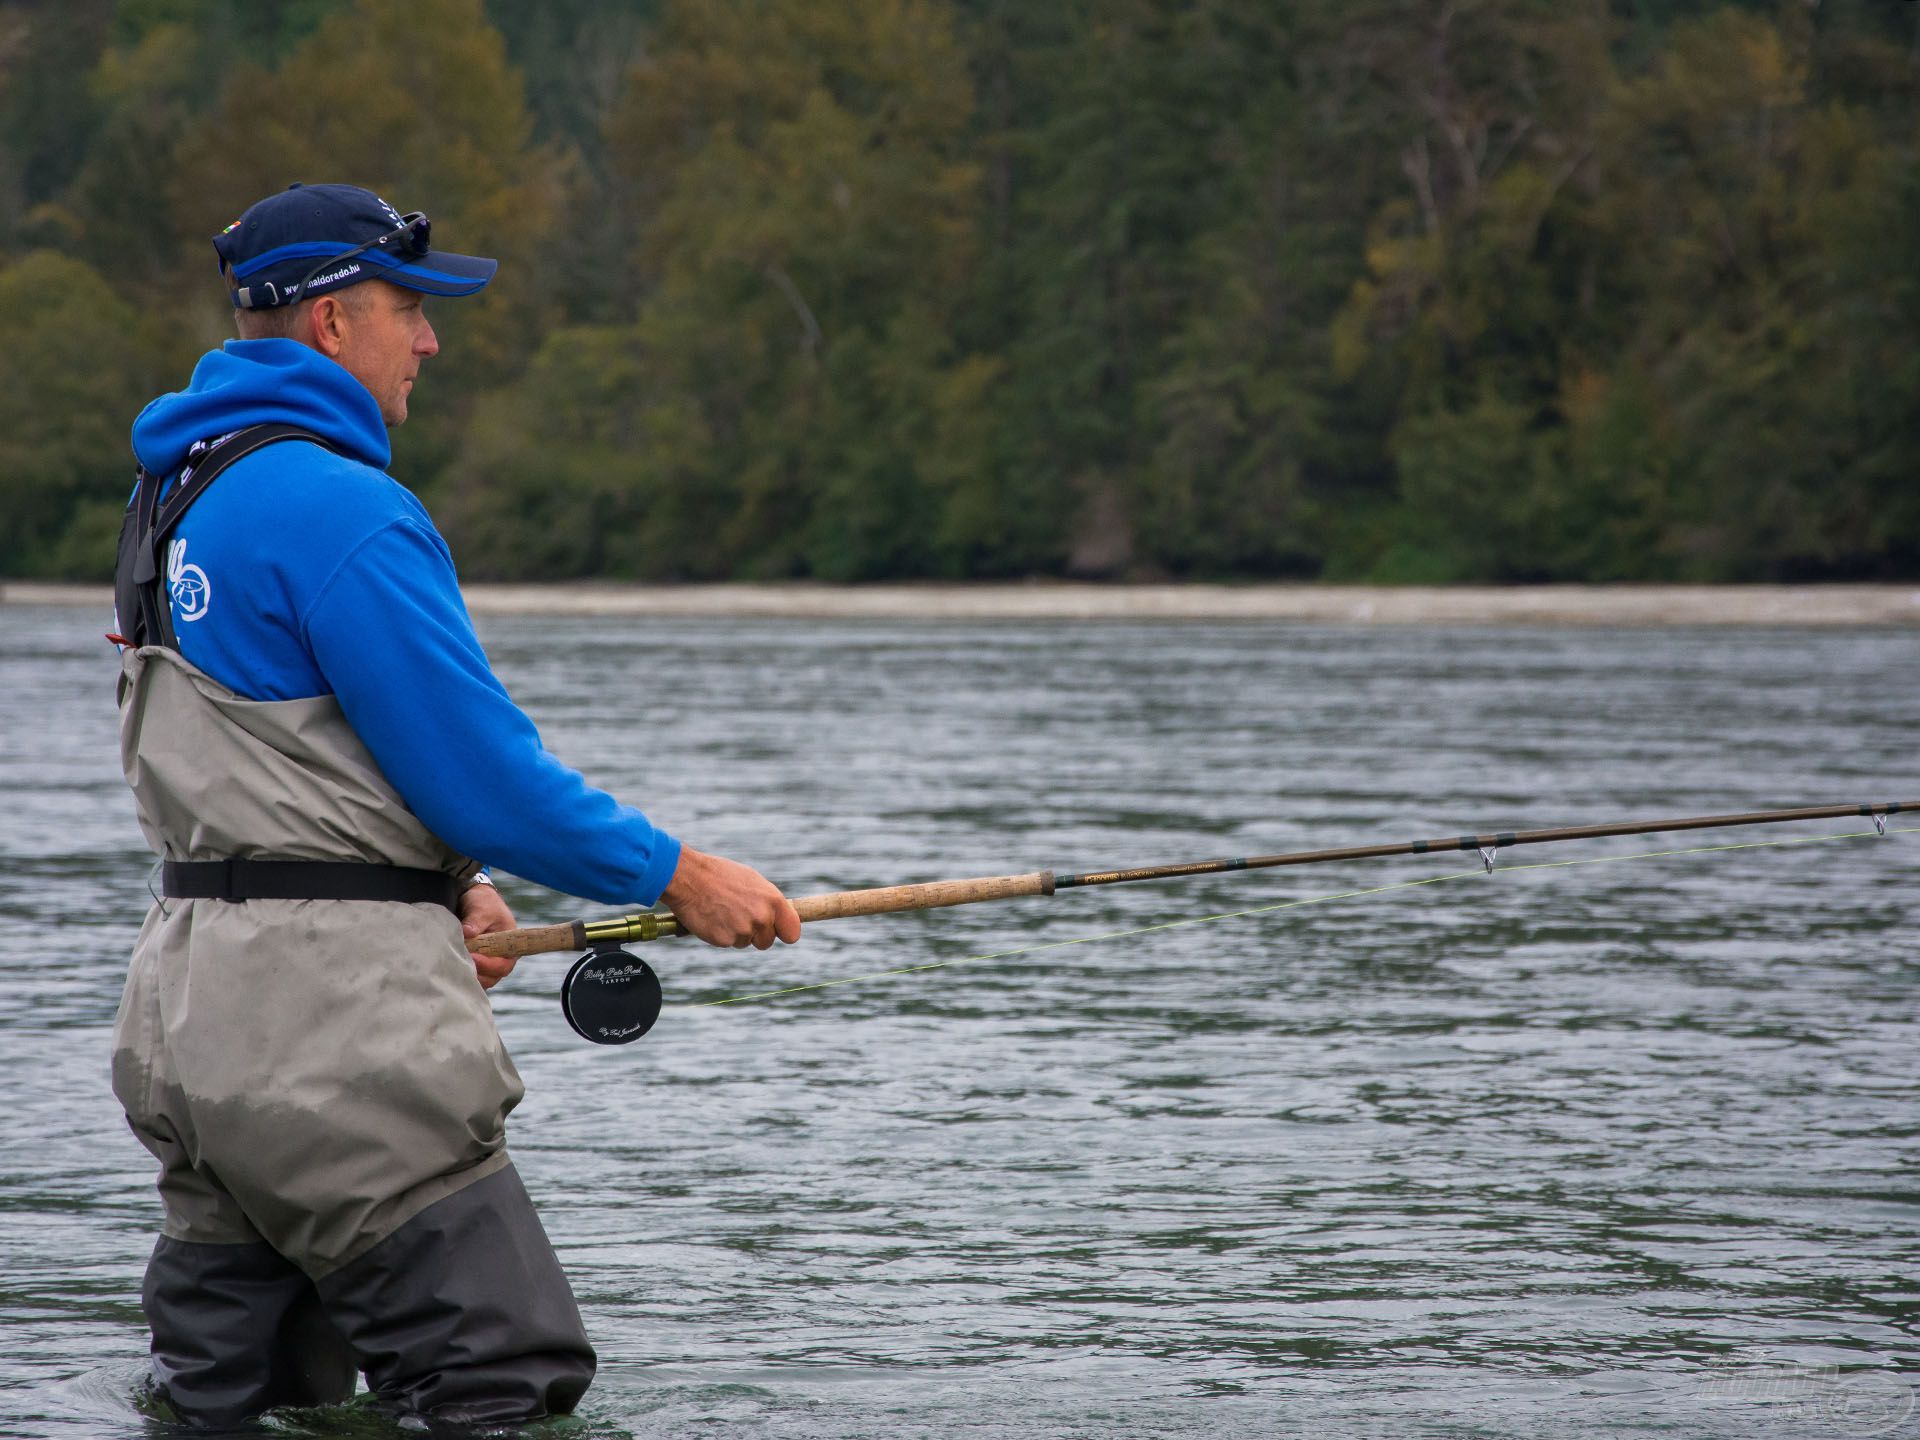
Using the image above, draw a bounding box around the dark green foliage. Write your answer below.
[0,252,166,576]
[0,4,112,239]
[2,0,1915,582]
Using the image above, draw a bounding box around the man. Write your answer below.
[110,182,801,1427]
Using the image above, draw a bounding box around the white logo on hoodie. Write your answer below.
[168,539,211,623]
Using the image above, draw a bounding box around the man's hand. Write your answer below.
[460,881,518,989]
[662,846,802,949]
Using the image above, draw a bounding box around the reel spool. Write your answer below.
[560,943,663,1045]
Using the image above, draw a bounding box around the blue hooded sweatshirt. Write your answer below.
[128,339,682,906]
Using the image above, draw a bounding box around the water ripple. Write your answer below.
[1,607,1915,1437]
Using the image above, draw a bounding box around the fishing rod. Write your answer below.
[473,800,1909,1046]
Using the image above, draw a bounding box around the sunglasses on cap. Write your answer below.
[232,211,432,311]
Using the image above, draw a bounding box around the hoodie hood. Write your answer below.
[132,339,392,476]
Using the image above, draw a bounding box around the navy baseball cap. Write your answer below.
[212,182,497,309]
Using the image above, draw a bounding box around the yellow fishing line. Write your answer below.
[694,825,1916,1009]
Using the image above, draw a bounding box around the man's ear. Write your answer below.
[307,294,349,357]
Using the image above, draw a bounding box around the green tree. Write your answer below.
[144,0,562,500]
[1326,2,1920,581]
[0,252,164,577]
[982,0,1252,575]
[42,2,347,282]
[1583,7,1920,577]
[0,3,114,254]
[4,0,1918,583]
[448,0,989,580]
[1127,0,1393,577]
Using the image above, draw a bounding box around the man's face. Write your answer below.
[328,281,439,427]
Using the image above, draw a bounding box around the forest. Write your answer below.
[1,0,1915,583]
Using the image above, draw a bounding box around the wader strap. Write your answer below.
[161,860,463,913]
[115,424,336,653]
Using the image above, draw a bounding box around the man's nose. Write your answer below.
[416,318,439,359]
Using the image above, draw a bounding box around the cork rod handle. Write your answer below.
[470,921,582,961]
[795,870,1054,921]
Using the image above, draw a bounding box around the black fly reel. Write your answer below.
[560,943,663,1045]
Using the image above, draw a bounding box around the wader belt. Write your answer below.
[161,859,462,912]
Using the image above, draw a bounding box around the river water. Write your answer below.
[1,604,1915,1439]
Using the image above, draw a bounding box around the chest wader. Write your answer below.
[111,428,595,1427]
